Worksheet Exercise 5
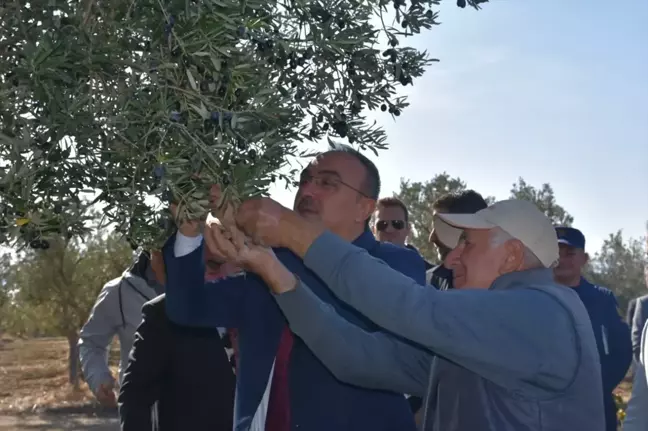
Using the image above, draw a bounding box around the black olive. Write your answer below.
[323,123,330,131]
[290,59,297,69]
[348,135,356,143]
[425,10,433,18]
[218,87,226,97]
[29,239,41,249]
[247,149,257,159]
[235,88,242,97]
[401,20,408,28]
[393,109,401,116]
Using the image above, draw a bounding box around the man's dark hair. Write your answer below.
[323,143,381,200]
[433,190,488,214]
[377,197,409,222]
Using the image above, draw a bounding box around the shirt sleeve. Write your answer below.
[275,282,431,396]
[301,231,579,393]
[78,282,120,395]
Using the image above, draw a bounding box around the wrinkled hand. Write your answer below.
[205,213,276,275]
[96,381,117,408]
[235,197,295,248]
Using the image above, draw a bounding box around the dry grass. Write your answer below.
[0,336,120,414]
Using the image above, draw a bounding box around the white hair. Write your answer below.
[489,227,543,269]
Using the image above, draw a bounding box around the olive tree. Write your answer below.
[0,0,488,249]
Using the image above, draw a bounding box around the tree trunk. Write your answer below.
[67,332,80,389]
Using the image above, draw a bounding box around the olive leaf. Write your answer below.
[0,0,487,250]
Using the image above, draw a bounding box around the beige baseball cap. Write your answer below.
[434,199,559,268]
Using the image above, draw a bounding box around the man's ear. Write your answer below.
[583,252,590,264]
[358,199,376,223]
[501,240,525,272]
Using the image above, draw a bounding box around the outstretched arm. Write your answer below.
[280,230,579,393]
[275,282,430,396]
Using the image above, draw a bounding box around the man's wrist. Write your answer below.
[258,257,298,295]
[279,211,325,258]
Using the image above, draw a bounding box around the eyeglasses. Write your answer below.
[299,172,369,198]
[375,220,406,232]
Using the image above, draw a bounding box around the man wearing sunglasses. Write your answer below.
[373,197,410,246]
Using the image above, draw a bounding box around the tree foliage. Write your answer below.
[586,231,648,311]
[1,230,133,384]
[0,0,488,250]
[510,178,573,226]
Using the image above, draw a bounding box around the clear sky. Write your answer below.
[268,0,648,254]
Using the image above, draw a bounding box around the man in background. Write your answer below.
[79,251,163,408]
[118,251,237,431]
[426,190,488,290]
[554,226,632,431]
[623,319,648,430]
[628,294,648,363]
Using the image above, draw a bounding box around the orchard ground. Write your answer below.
[0,336,634,430]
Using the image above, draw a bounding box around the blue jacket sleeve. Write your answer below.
[163,234,247,328]
[600,291,632,392]
[302,231,580,395]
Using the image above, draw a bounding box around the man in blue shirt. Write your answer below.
[163,145,426,431]
[554,226,632,431]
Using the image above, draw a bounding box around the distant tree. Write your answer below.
[510,178,573,226]
[395,173,469,263]
[586,231,648,312]
[5,232,132,387]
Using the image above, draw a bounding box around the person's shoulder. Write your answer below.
[143,293,166,311]
[140,294,168,324]
[376,241,423,261]
[93,275,126,302]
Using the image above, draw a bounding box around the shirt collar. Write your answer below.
[490,268,555,290]
[352,228,378,251]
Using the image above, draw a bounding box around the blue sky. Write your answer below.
[268,0,648,254]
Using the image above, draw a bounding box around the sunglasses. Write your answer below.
[376,220,406,232]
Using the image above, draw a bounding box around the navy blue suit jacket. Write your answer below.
[163,229,426,431]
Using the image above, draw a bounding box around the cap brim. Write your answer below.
[436,213,496,230]
[558,239,579,248]
[432,216,462,249]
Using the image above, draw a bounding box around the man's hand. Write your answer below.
[170,203,202,238]
[235,197,325,257]
[204,217,298,294]
[96,381,117,408]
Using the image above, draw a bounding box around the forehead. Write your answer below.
[306,152,365,179]
[558,243,583,253]
[462,228,491,241]
[376,205,406,220]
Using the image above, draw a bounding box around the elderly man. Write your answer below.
[208,198,605,431]
[162,145,426,431]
